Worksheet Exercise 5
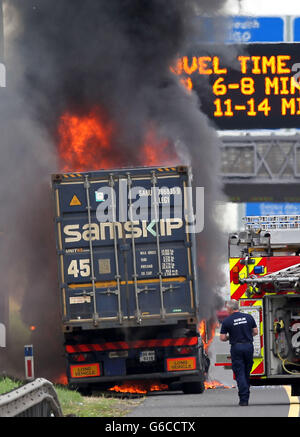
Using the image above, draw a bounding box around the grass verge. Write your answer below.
[0,377,144,417]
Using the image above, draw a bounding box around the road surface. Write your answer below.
[126,327,300,418]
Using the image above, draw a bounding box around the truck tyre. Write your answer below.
[182,379,205,394]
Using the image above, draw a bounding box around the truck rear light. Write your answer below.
[254,265,264,274]
[176,347,193,355]
[72,353,88,362]
[232,265,240,284]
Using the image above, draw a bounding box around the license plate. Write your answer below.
[167,357,196,371]
[70,363,100,378]
[140,350,156,362]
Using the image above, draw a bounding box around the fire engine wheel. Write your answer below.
[181,379,205,394]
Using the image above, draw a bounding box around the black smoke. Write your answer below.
[0,0,228,379]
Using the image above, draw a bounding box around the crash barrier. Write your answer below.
[0,378,63,417]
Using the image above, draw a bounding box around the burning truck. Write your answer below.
[52,164,210,393]
[0,1,226,385]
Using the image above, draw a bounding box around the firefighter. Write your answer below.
[220,300,258,406]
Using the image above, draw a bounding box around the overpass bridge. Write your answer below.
[220,133,300,202]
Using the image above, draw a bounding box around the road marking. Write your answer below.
[284,386,300,417]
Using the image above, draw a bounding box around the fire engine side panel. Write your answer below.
[229,256,300,301]
[52,166,199,329]
[228,219,300,386]
[239,299,265,376]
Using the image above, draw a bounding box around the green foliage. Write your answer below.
[0,378,143,417]
[0,377,22,395]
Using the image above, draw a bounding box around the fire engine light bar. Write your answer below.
[254,266,264,274]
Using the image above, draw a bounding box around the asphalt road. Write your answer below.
[127,386,296,418]
[126,327,300,418]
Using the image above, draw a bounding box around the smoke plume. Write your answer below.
[0,0,229,380]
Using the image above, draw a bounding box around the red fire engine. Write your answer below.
[217,215,300,396]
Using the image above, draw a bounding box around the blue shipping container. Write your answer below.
[52,166,199,331]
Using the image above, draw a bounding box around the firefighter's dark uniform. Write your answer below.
[220,311,257,405]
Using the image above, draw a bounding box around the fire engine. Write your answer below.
[217,214,300,396]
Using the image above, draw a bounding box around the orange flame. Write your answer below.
[54,374,68,386]
[142,127,178,167]
[205,380,231,389]
[58,107,179,172]
[58,108,117,172]
[109,380,168,394]
[199,319,218,353]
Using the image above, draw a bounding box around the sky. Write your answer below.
[226,0,300,16]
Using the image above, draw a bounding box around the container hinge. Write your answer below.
[162,285,179,293]
[73,291,93,297]
[137,286,156,295]
[99,288,119,296]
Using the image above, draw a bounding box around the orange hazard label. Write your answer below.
[70,363,100,378]
[70,195,81,206]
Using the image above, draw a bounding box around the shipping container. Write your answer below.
[52,165,208,393]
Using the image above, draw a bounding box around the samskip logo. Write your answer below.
[0,63,6,87]
[63,218,184,243]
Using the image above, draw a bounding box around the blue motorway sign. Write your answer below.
[194,16,285,43]
[246,203,300,217]
[293,17,300,41]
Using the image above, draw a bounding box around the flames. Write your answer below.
[109,380,168,394]
[58,108,117,171]
[55,319,228,392]
[55,373,68,386]
[58,107,179,172]
[199,319,218,353]
[200,319,231,390]
[205,380,231,390]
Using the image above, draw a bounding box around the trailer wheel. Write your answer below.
[182,379,205,394]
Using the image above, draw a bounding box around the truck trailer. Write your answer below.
[217,214,300,396]
[52,165,208,393]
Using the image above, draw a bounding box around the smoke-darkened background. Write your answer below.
[0,0,229,380]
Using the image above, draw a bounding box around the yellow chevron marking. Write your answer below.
[229,258,263,299]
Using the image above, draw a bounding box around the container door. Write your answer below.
[54,168,196,326]
[55,174,124,325]
[124,170,196,322]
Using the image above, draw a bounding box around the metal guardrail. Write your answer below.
[0,378,63,417]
